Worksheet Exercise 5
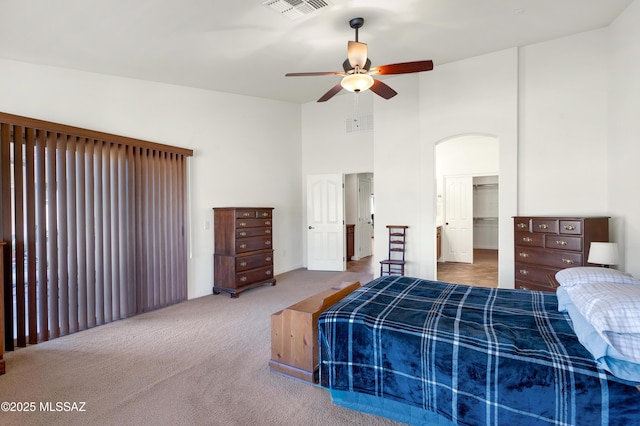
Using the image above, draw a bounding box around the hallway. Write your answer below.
[437,249,498,288]
[347,249,498,289]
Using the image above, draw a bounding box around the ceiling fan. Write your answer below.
[285,17,434,102]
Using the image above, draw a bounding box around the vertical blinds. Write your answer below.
[0,112,193,350]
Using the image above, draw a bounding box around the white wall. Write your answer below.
[373,74,423,278]
[0,59,303,299]
[436,136,500,179]
[519,29,609,215]
[609,0,640,276]
[301,91,374,175]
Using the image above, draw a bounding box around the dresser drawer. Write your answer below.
[236,251,273,272]
[545,235,582,251]
[515,246,543,264]
[559,220,582,235]
[515,246,582,268]
[234,208,273,219]
[548,252,582,268]
[255,208,272,219]
[515,280,556,292]
[236,218,273,228]
[236,227,272,238]
[514,218,531,232]
[235,209,258,219]
[515,231,543,247]
[236,236,272,253]
[236,266,274,286]
[531,219,558,234]
[515,263,561,285]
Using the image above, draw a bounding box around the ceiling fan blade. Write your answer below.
[371,60,434,75]
[285,71,343,77]
[317,83,343,102]
[348,41,368,69]
[370,79,398,100]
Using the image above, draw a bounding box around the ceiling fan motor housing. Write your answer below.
[349,17,364,29]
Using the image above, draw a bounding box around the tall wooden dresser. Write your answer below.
[346,224,355,261]
[513,216,609,292]
[213,207,275,298]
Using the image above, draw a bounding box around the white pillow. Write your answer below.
[555,267,640,287]
[565,282,640,363]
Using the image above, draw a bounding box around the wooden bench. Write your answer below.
[269,281,360,383]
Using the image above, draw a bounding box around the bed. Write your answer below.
[318,275,640,426]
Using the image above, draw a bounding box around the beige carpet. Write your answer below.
[0,267,403,426]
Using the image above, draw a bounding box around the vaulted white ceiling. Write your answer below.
[0,0,632,104]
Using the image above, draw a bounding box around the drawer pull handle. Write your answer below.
[243,212,252,217]
[239,222,247,227]
[240,276,247,282]
[556,240,568,246]
[265,221,271,225]
[261,212,269,217]
[517,223,527,229]
[265,229,271,234]
[519,269,529,275]
[239,244,247,249]
[265,241,271,246]
[519,252,529,258]
[239,262,247,267]
[538,224,549,229]
[265,257,272,262]
[265,270,272,276]
[239,232,247,237]
[522,237,533,242]
[562,259,574,265]
[564,225,576,230]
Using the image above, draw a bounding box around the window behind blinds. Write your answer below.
[0,112,193,350]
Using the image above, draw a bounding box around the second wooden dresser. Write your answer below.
[513,216,609,292]
[213,207,275,298]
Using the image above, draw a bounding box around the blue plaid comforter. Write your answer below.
[318,276,640,426]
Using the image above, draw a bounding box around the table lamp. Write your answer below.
[587,242,620,268]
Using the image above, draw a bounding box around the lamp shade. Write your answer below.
[341,73,374,92]
[588,242,620,266]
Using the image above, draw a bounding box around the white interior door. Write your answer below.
[444,176,473,263]
[357,178,373,259]
[307,174,345,271]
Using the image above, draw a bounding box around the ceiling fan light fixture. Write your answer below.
[341,73,374,93]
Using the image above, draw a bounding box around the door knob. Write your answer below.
[308,226,315,229]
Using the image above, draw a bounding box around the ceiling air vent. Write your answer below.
[262,0,332,20]
[346,115,373,133]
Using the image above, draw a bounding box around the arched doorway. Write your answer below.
[435,134,499,287]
